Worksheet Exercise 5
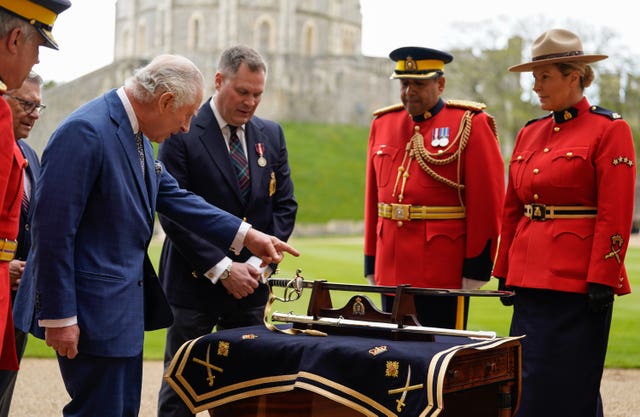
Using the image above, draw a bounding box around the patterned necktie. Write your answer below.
[21,177,30,213]
[135,131,146,178]
[228,126,250,201]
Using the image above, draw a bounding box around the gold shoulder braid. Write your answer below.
[392,111,474,201]
[445,99,487,111]
[373,103,405,117]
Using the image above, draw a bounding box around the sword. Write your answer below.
[271,312,497,339]
[267,276,514,298]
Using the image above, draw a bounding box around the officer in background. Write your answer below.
[0,71,44,417]
[364,46,505,329]
[0,0,70,371]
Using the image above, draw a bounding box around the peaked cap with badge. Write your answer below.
[508,28,607,72]
[389,46,453,79]
[0,0,71,50]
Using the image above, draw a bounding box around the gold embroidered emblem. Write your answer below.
[604,234,624,264]
[217,341,230,357]
[563,110,573,120]
[388,365,424,413]
[269,172,276,196]
[612,156,634,167]
[369,345,388,356]
[386,361,400,378]
[192,344,224,386]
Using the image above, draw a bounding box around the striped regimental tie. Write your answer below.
[228,126,250,202]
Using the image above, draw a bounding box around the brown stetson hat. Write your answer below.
[508,28,607,72]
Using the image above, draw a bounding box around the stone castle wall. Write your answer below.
[29,0,397,154]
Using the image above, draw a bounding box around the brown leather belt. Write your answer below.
[524,204,597,221]
[377,203,465,221]
[0,238,17,262]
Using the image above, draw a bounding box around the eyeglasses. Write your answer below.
[4,94,46,115]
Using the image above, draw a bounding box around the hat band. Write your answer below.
[532,50,584,62]
[0,0,57,27]
[394,59,445,74]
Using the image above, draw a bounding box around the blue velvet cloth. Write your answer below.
[165,325,520,416]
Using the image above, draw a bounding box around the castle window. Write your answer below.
[302,21,316,56]
[188,14,205,50]
[136,20,147,55]
[254,16,275,53]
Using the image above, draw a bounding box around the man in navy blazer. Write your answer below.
[0,72,44,417]
[156,46,297,417]
[26,55,298,417]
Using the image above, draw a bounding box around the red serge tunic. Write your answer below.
[364,99,505,288]
[493,97,635,295]
[0,95,24,370]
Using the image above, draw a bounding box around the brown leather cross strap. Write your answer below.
[524,204,597,221]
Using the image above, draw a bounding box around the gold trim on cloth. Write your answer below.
[377,203,465,221]
[524,204,597,221]
[0,239,18,261]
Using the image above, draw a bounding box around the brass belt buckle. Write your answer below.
[530,203,546,221]
[390,204,411,221]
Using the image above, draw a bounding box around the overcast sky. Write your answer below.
[35,0,638,82]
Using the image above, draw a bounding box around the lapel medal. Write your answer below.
[431,127,450,147]
[256,143,267,167]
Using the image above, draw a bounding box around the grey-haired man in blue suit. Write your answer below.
[23,54,298,417]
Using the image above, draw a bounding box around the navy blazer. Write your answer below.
[10,140,40,329]
[158,99,297,311]
[14,140,40,262]
[23,89,243,357]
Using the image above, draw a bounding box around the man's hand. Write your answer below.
[243,228,299,266]
[587,283,614,313]
[221,263,261,299]
[9,260,25,291]
[45,324,80,359]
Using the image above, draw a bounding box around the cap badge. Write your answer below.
[405,56,416,71]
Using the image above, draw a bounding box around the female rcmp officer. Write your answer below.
[492,29,635,417]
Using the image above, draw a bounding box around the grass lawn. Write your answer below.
[25,235,640,368]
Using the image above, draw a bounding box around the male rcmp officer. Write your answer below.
[363,47,505,329]
[0,0,70,370]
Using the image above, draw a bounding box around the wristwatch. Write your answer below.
[219,263,232,281]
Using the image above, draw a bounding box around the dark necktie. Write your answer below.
[136,131,146,179]
[228,126,250,201]
[21,178,30,213]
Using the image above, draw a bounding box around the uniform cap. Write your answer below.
[389,46,453,80]
[508,28,607,72]
[0,0,71,50]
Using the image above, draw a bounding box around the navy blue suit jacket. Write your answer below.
[14,140,40,263]
[10,140,40,328]
[158,99,297,311]
[23,89,243,357]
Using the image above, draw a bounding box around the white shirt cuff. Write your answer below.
[204,257,232,284]
[39,316,78,328]
[230,221,251,256]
